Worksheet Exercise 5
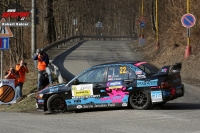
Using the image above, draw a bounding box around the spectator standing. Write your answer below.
[4,67,21,101]
[16,60,29,97]
[34,49,52,90]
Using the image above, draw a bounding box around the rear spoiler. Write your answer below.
[153,62,182,76]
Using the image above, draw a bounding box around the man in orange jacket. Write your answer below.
[33,50,50,90]
[16,59,29,97]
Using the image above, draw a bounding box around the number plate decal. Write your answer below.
[151,91,163,102]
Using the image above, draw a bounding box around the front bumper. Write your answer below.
[36,99,45,110]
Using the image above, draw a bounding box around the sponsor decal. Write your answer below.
[107,81,123,89]
[72,84,93,97]
[76,105,82,109]
[100,96,122,101]
[72,95,100,99]
[163,91,170,97]
[49,87,58,92]
[137,79,158,87]
[151,91,163,102]
[137,75,146,79]
[37,100,44,104]
[122,103,128,106]
[82,104,94,109]
[107,81,122,87]
[127,87,133,90]
[135,71,143,75]
[94,103,115,108]
[161,68,168,73]
[120,66,127,74]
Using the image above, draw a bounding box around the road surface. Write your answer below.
[1,40,200,133]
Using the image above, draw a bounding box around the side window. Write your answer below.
[77,67,106,83]
[107,66,128,81]
[128,69,137,79]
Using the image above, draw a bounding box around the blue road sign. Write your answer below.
[0,37,9,50]
[140,22,145,28]
[181,13,196,28]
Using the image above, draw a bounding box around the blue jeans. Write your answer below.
[18,82,24,97]
[46,66,53,85]
[38,67,53,90]
[38,70,45,90]
[15,84,21,99]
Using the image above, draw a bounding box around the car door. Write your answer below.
[101,65,135,107]
[66,67,108,109]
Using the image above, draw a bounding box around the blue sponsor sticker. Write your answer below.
[163,91,170,97]
[107,81,122,87]
[38,100,44,104]
[50,87,58,92]
[137,79,158,87]
[127,87,133,90]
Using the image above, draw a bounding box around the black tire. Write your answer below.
[129,91,151,110]
[47,94,67,114]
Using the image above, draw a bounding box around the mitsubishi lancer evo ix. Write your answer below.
[36,61,184,114]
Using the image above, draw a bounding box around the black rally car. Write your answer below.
[36,61,184,114]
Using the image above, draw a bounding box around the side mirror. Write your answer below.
[72,79,79,85]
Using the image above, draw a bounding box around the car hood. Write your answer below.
[38,83,71,94]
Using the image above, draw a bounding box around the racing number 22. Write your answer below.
[120,66,126,74]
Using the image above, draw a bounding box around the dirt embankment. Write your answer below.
[128,34,200,87]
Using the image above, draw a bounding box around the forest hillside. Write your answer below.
[0,0,199,86]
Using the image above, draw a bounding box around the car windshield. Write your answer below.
[137,63,159,75]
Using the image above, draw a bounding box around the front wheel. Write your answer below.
[129,91,151,110]
[47,94,67,114]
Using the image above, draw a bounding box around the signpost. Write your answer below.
[0,18,13,80]
[181,13,196,59]
[138,16,146,45]
[95,21,102,37]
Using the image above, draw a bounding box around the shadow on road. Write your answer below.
[153,102,200,110]
[29,102,200,115]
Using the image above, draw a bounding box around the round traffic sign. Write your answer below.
[181,13,196,28]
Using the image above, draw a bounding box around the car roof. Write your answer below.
[94,61,142,67]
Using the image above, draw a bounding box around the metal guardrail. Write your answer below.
[41,35,136,53]
[40,35,136,83]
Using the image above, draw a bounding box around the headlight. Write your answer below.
[36,94,44,99]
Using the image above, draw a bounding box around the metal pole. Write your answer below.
[156,0,159,50]
[31,0,36,57]
[185,0,191,59]
[141,0,144,37]
[187,0,190,46]
[1,50,3,80]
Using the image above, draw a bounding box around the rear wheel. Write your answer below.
[129,91,151,110]
[47,94,67,114]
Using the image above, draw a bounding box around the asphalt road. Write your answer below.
[1,40,200,133]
